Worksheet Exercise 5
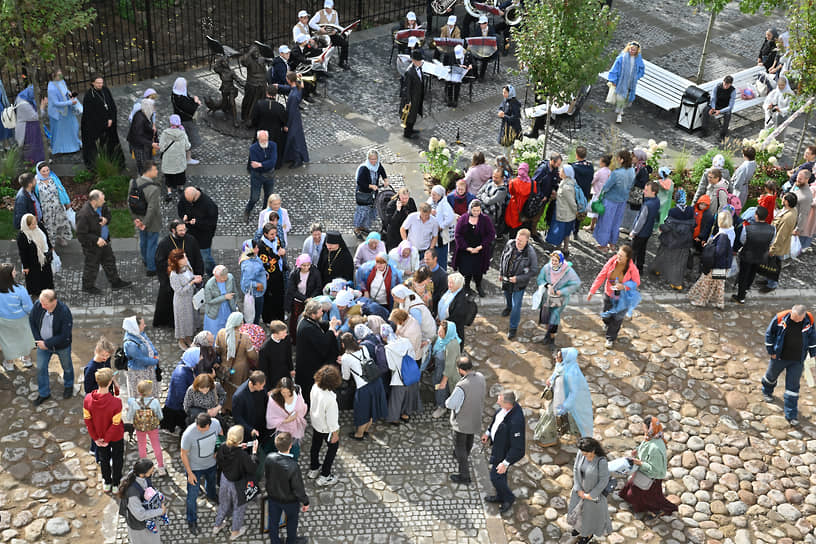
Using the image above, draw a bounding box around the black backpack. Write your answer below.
[113,347,129,371]
[127,180,159,216]
[350,350,386,384]
[521,180,546,218]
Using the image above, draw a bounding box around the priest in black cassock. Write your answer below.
[80,75,125,169]
[153,219,204,327]
[257,320,294,389]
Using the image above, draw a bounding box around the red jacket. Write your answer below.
[589,255,641,297]
[505,176,533,229]
[83,390,124,443]
[757,194,775,224]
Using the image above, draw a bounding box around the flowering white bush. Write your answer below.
[642,139,668,172]
[420,137,463,182]
[742,128,784,169]
[511,135,547,172]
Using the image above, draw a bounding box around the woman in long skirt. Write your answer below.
[535,251,581,345]
[16,214,54,298]
[649,189,694,290]
[620,416,678,520]
[168,249,202,350]
[594,150,635,252]
[14,87,44,164]
[34,162,72,246]
[689,211,733,309]
[339,333,388,440]
[283,73,309,168]
[47,69,82,154]
[0,264,35,371]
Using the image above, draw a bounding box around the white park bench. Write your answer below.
[699,65,772,115]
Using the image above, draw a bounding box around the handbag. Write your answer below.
[627,185,644,208]
[245,480,260,502]
[355,189,375,206]
[605,84,617,104]
[757,255,781,281]
[631,469,654,490]
[500,121,519,148]
[591,192,605,215]
[192,288,206,311]
[547,292,564,308]
[242,292,255,323]
[710,268,728,280]
[566,499,583,531]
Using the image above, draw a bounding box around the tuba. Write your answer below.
[504,1,522,25]
[431,0,457,14]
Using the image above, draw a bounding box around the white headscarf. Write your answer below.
[140,98,155,121]
[19,213,48,266]
[711,154,725,169]
[172,77,188,96]
[122,316,141,336]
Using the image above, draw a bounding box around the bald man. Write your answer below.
[178,186,219,274]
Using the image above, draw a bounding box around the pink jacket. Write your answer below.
[265,392,308,439]
[589,255,641,297]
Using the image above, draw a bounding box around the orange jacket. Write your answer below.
[589,254,641,297]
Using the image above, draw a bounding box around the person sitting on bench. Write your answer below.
[702,75,736,142]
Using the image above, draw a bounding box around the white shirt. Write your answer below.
[489,408,510,441]
[341,348,370,389]
[293,21,311,42]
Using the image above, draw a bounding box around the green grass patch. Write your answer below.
[109,209,135,238]
[0,209,15,239]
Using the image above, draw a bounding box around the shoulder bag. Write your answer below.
[631,469,654,490]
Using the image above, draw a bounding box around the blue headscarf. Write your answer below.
[675,188,687,207]
[432,320,460,355]
[182,347,201,368]
[362,149,380,173]
[504,85,515,99]
[18,86,35,107]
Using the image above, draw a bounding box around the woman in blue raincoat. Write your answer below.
[534,347,593,447]
[607,41,645,124]
[535,250,581,345]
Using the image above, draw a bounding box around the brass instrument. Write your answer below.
[431,0,457,14]
[401,103,411,128]
[463,0,523,26]
[504,1,522,25]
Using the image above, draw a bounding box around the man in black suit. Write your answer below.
[251,85,288,168]
[264,432,309,544]
[403,50,425,139]
[481,390,525,513]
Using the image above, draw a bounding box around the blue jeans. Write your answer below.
[36,346,73,397]
[268,499,299,544]
[139,230,159,272]
[762,358,804,420]
[437,243,449,269]
[253,295,264,325]
[799,235,812,252]
[246,172,275,215]
[353,204,376,229]
[186,465,217,523]
[503,289,525,331]
[200,248,215,276]
[489,463,515,503]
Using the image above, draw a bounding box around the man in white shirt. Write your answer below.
[293,10,311,43]
[309,0,349,70]
[400,203,440,256]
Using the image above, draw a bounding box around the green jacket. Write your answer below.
[636,438,667,480]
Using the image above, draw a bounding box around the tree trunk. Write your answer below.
[795,109,812,164]
[695,9,718,83]
[543,101,552,158]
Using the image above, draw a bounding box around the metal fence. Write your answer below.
[3,0,425,94]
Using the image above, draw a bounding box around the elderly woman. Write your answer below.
[388,240,420,277]
[453,200,495,297]
[384,188,417,251]
[650,189,695,290]
[339,333,388,440]
[587,245,640,348]
[764,192,798,292]
[392,283,435,348]
[382,324,421,424]
[354,232,386,269]
[546,165,578,254]
[689,211,734,308]
[214,426,258,540]
[568,437,613,544]
[47,69,81,155]
[16,214,53,298]
[285,254,322,341]
[535,251,581,345]
[535,347,593,447]
[594,150,635,252]
[239,240,266,325]
[428,185,456,268]
[34,162,72,247]
[354,149,390,240]
[620,416,678,520]
[127,98,159,175]
[168,248,202,350]
[203,265,238,335]
[438,272,470,347]
[497,85,521,148]
[362,253,398,308]
[319,231,355,285]
[764,75,794,129]
[183,373,226,424]
[464,152,493,195]
[607,41,645,124]
[215,312,258,412]
[123,316,160,399]
[193,330,219,373]
[430,321,461,419]
[694,153,730,199]
[757,28,780,71]
[477,168,509,234]
[15,86,45,164]
[621,149,651,236]
[162,347,200,433]
[266,377,309,457]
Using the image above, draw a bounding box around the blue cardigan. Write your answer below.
[240,255,267,294]
[356,164,387,193]
[0,284,33,319]
[601,167,636,203]
[607,51,645,102]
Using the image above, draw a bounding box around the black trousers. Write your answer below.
[309,429,339,477]
[702,107,732,139]
[736,259,760,299]
[82,241,121,289]
[602,294,626,341]
[631,235,650,273]
[453,431,474,479]
[97,439,124,486]
[330,34,348,63]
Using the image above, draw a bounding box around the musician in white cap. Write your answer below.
[309,0,350,70]
[436,15,461,64]
[293,10,311,43]
[473,14,497,80]
[445,44,475,108]
[288,35,319,102]
[268,46,292,89]
[405,11,420,30]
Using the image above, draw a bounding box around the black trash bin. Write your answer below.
[676,85,710,133]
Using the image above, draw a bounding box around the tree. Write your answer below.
[688,0,731,82]
[512,0,618,157]
[0,0,96,160]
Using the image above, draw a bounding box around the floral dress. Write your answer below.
[37,180,71,244]
[169,267,196,339]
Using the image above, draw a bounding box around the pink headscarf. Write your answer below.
[517,162,531,184]
[295,254,311,267]
[397,240,413,266]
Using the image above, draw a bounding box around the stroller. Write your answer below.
[375,185,396,236]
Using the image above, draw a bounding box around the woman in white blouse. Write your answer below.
[764,75,794,130]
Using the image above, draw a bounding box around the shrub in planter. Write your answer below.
[92,174,130,205]
[690,149,735,184]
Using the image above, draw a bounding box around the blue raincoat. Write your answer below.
[600,280,641,318]
[549,347,593,438]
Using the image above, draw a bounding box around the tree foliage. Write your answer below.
[512,0,618,155]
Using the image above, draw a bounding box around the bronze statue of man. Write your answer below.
[240,44,268,127]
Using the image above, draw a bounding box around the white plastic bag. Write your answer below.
[804,356,815,388]
[192,289,205,311]
[65,208,76,231]
[727,258,739,279]
[51,251,61,275]
[242,292,255,323]
[531,284,546,310]
[790,236,802,259]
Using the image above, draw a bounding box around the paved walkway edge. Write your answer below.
[472,452,509,544]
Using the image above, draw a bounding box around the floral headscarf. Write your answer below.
[645,415,667,445]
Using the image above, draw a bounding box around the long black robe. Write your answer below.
[153,233,203,327]
[294,317,338,403]
[317,243,354,285]
[16,228,54,299]
[80,85,125,168]
[258,238,286,323]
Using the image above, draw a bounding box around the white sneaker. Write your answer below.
[229,527,247,540]
[789,418,799,426]
[605,339,614,349]
[212,526,224,536]
[316,474,337,487]
[3,361,14,372]
[156,467,167,477]
[187,158,200,165]
[432,406,446,419]
[307,469,320,479]
[616,113,623,123]
[110,485,117,495]
[20,356,32,368]
[102,483,111,493]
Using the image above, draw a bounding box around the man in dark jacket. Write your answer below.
[571,146,594,202]
[498,229,538,339]
[733,206,775,304]
[129,161,163,276]
[402,50,425,139]
[481,390,525,513]
[13,173,42,230]
[530,153,562,241]
[76,190,131,295]
[231,371,268,442]
[630,181,661,273]
[424,248,448,316]
[153,220,203,327]
[762,305,816,426]
[245,130,278,222]
[265,432,310,544]
[250,86,287,169]
[29,289,73,405]
[258,321,294,387]
[178,186,219,274]
[295,301,340,403]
